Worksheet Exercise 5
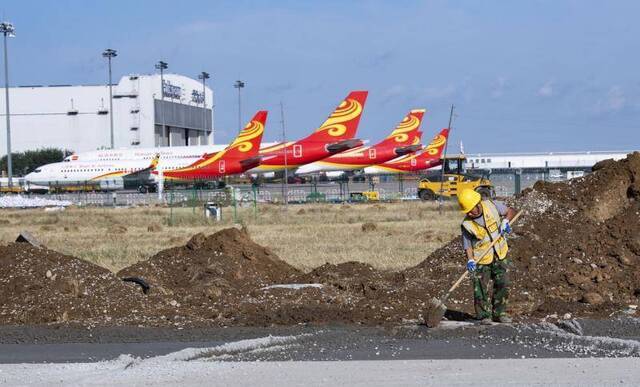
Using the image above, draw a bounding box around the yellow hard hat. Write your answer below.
[458,189,481,213]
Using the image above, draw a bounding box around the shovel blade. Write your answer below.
[425,297,447,328]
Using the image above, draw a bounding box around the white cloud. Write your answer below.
[537,81,554,97]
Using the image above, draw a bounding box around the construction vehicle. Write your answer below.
[349,191,380,202]
[417,155,494,201]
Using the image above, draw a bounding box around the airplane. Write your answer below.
[363,128,450,174]
[157,111,268,181]
[295,109,425,176]
[24,111,269,191]
[23,155,161,191]
[62,145,227,163]
[247,91,369,175]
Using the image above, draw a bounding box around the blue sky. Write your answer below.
[2,0,639,152]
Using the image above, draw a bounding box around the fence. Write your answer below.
[1,168,590,209]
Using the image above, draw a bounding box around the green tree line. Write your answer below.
[1,148,73,176]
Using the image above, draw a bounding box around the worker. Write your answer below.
[458,189,517,324]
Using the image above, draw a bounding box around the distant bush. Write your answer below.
[0,148,73,176]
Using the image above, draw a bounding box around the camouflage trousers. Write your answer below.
[472,258,510,320]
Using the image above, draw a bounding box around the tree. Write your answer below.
[0,148,73,176]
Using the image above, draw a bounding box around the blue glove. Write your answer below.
[466,259,477,272]
[500,219,512,235]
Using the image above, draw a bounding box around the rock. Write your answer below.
[614,249,632,265]
[45,270,52,278]
[565,273,589,286]
[16,231,41,247]
[581,292,604,305]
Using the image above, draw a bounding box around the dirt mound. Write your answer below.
[118,228,301,321]
[526,152,640,222]
[406,152,640,320]
[0,243,164,325]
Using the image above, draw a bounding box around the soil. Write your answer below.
[1,152,639,328]
[0,243,170,326]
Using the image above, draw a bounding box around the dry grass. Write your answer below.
[0,201,462,272]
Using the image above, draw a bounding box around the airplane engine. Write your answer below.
[325,171,345,178]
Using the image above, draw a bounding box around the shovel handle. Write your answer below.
[443,210,523,297]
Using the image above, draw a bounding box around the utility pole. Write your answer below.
[234,80,245,132]
[1,22,15,187]
[438,104,455,214]
[102,48,117,149]
[280,101,288,207]
[198,71,210,145]
[155,61,168,145]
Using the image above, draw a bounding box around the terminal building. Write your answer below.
[0,73,213,153]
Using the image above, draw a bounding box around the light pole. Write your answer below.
[102,48,117,149]
[155,61,168,145]
[1,22,15,187]
[234,80,245,132]
[198,71,210,144]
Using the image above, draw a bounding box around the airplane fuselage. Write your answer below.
[248,139,364,173]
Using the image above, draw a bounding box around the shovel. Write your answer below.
[425,210,523,328]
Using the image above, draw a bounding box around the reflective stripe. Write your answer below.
[462,200,509,265]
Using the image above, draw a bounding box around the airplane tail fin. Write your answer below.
[221,111,268,160]
[149,153,160,170]
[301,91,368,143]
[383,109,426,146]
[423,128,450,159]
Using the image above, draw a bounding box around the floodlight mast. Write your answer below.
[102,48,117,149]
[234,80,245,132]
[1,22,15,187]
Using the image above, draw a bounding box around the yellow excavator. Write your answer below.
[417,155,494,200]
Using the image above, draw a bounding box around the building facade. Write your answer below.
[0,73,213,154]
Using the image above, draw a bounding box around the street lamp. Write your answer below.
[102,48,117,149]
[198,71,210,144]
[234,80,245,132]
[155,61,168,146]
[1,21,15,187]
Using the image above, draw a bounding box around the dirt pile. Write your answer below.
[118,228,301,323]
[0,243,166,326]
[406,152,640,320]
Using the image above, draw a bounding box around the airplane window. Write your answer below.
[34,169,42,173]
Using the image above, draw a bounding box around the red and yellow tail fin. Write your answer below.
[423,128,449,159]
[302,91,368,143]
[150,153,160,169]
[222,111,268,160]
[384,109,426,145]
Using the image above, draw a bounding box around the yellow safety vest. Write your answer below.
[461,200,509,265]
